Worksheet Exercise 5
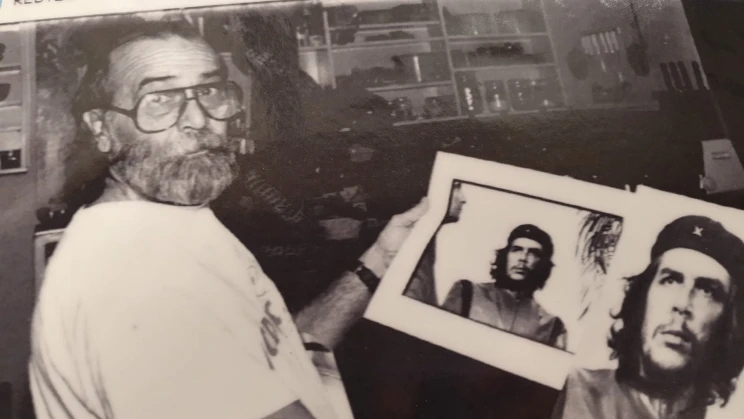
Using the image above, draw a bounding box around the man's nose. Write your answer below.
[178,98,207,131]
[671,287,694,318]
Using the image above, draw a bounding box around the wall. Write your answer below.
[0,169,37,419]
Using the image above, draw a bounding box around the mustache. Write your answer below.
[182,131,234,154]
[111,131,234,164]
[657,323,698,346]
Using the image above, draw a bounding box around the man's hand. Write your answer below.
[360,197,429,279]
[295,198,428,349]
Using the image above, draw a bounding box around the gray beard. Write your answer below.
[111,132,238,206]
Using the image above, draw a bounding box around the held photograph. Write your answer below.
[366,152,633,389]
[554,186,744,419]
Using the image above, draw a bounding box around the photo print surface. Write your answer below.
[403,180,623,353]
[366,152,634,389]
[555,186,744,419]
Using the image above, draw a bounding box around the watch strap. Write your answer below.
[349,260,381,293]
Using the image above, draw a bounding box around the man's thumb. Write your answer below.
[390,197,429,226]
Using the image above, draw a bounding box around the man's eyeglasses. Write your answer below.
[105,80,243,134]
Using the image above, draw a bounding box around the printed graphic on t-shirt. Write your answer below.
[260,300,283,369]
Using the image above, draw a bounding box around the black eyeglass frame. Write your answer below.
[103,80,244,134]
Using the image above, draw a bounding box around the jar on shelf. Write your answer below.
[484,80,510,113]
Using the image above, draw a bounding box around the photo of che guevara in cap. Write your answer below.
[440,223,567,349]
[402,180,624,353]
[554,213,744,419]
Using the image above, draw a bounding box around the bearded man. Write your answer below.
[29,19,426,419]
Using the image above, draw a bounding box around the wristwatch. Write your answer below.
[349,260,381,293]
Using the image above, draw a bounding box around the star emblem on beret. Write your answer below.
[693,226,704,237]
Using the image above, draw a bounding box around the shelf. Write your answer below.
[448,33,550,42]
[299,45,329,53]
[475,107,568,118]
[392,108,570,127]
[332,37,445,51]
[367,80,453,93]
[0,64,21,71]
[393,115,465,126]
[330,20,441,31]
[581,102,660,111]
[0,101,22,109]
[0,126,21,133]
[0,168,28,175]
[454,63,557,71]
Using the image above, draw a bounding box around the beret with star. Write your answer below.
[651,215,744,279]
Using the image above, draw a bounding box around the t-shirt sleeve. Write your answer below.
[91,291,300,419]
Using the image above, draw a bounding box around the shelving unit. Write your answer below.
[0,23,35,176]
[368,80,452,93]
[454,63,557,71]
[330,20,441,30]
[296,0,567,126]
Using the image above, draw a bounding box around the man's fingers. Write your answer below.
[390,197,429,226]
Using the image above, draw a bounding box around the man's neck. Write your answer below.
[91,176,147,206]
[493,275,536,299]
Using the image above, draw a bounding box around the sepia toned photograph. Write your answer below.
[403,179,624,352]
[554,186,744,419]
[2,0,744,419]
[366,152,633,389]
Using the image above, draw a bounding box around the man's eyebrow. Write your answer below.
[659,268,681,277]
[696,276,726,290]
[136,69,223,93]
[200,69,223,79]
[138,75,176,92]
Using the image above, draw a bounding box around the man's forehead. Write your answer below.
[658,248,730,282]
[108,35,222,98]
[511,237,543,249]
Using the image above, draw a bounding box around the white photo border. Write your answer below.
[365,152,635,389]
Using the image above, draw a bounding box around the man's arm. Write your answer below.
[294,199,428,349]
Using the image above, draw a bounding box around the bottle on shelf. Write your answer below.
[484,80,510,113]
[455,72,484,115]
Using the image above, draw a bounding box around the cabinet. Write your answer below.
[0,23,35,175]
[297,0,566,126]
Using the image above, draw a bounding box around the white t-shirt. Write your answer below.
[29,201,336,419]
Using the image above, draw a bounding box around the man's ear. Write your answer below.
[82,109,111,153]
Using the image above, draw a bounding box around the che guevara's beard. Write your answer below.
[636,332,707,398]
[490,265,539,295]
[636,352,700,399]
[111,131,238,206]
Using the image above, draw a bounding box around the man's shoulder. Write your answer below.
[533,301,563,324]
[46,201,250,289]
